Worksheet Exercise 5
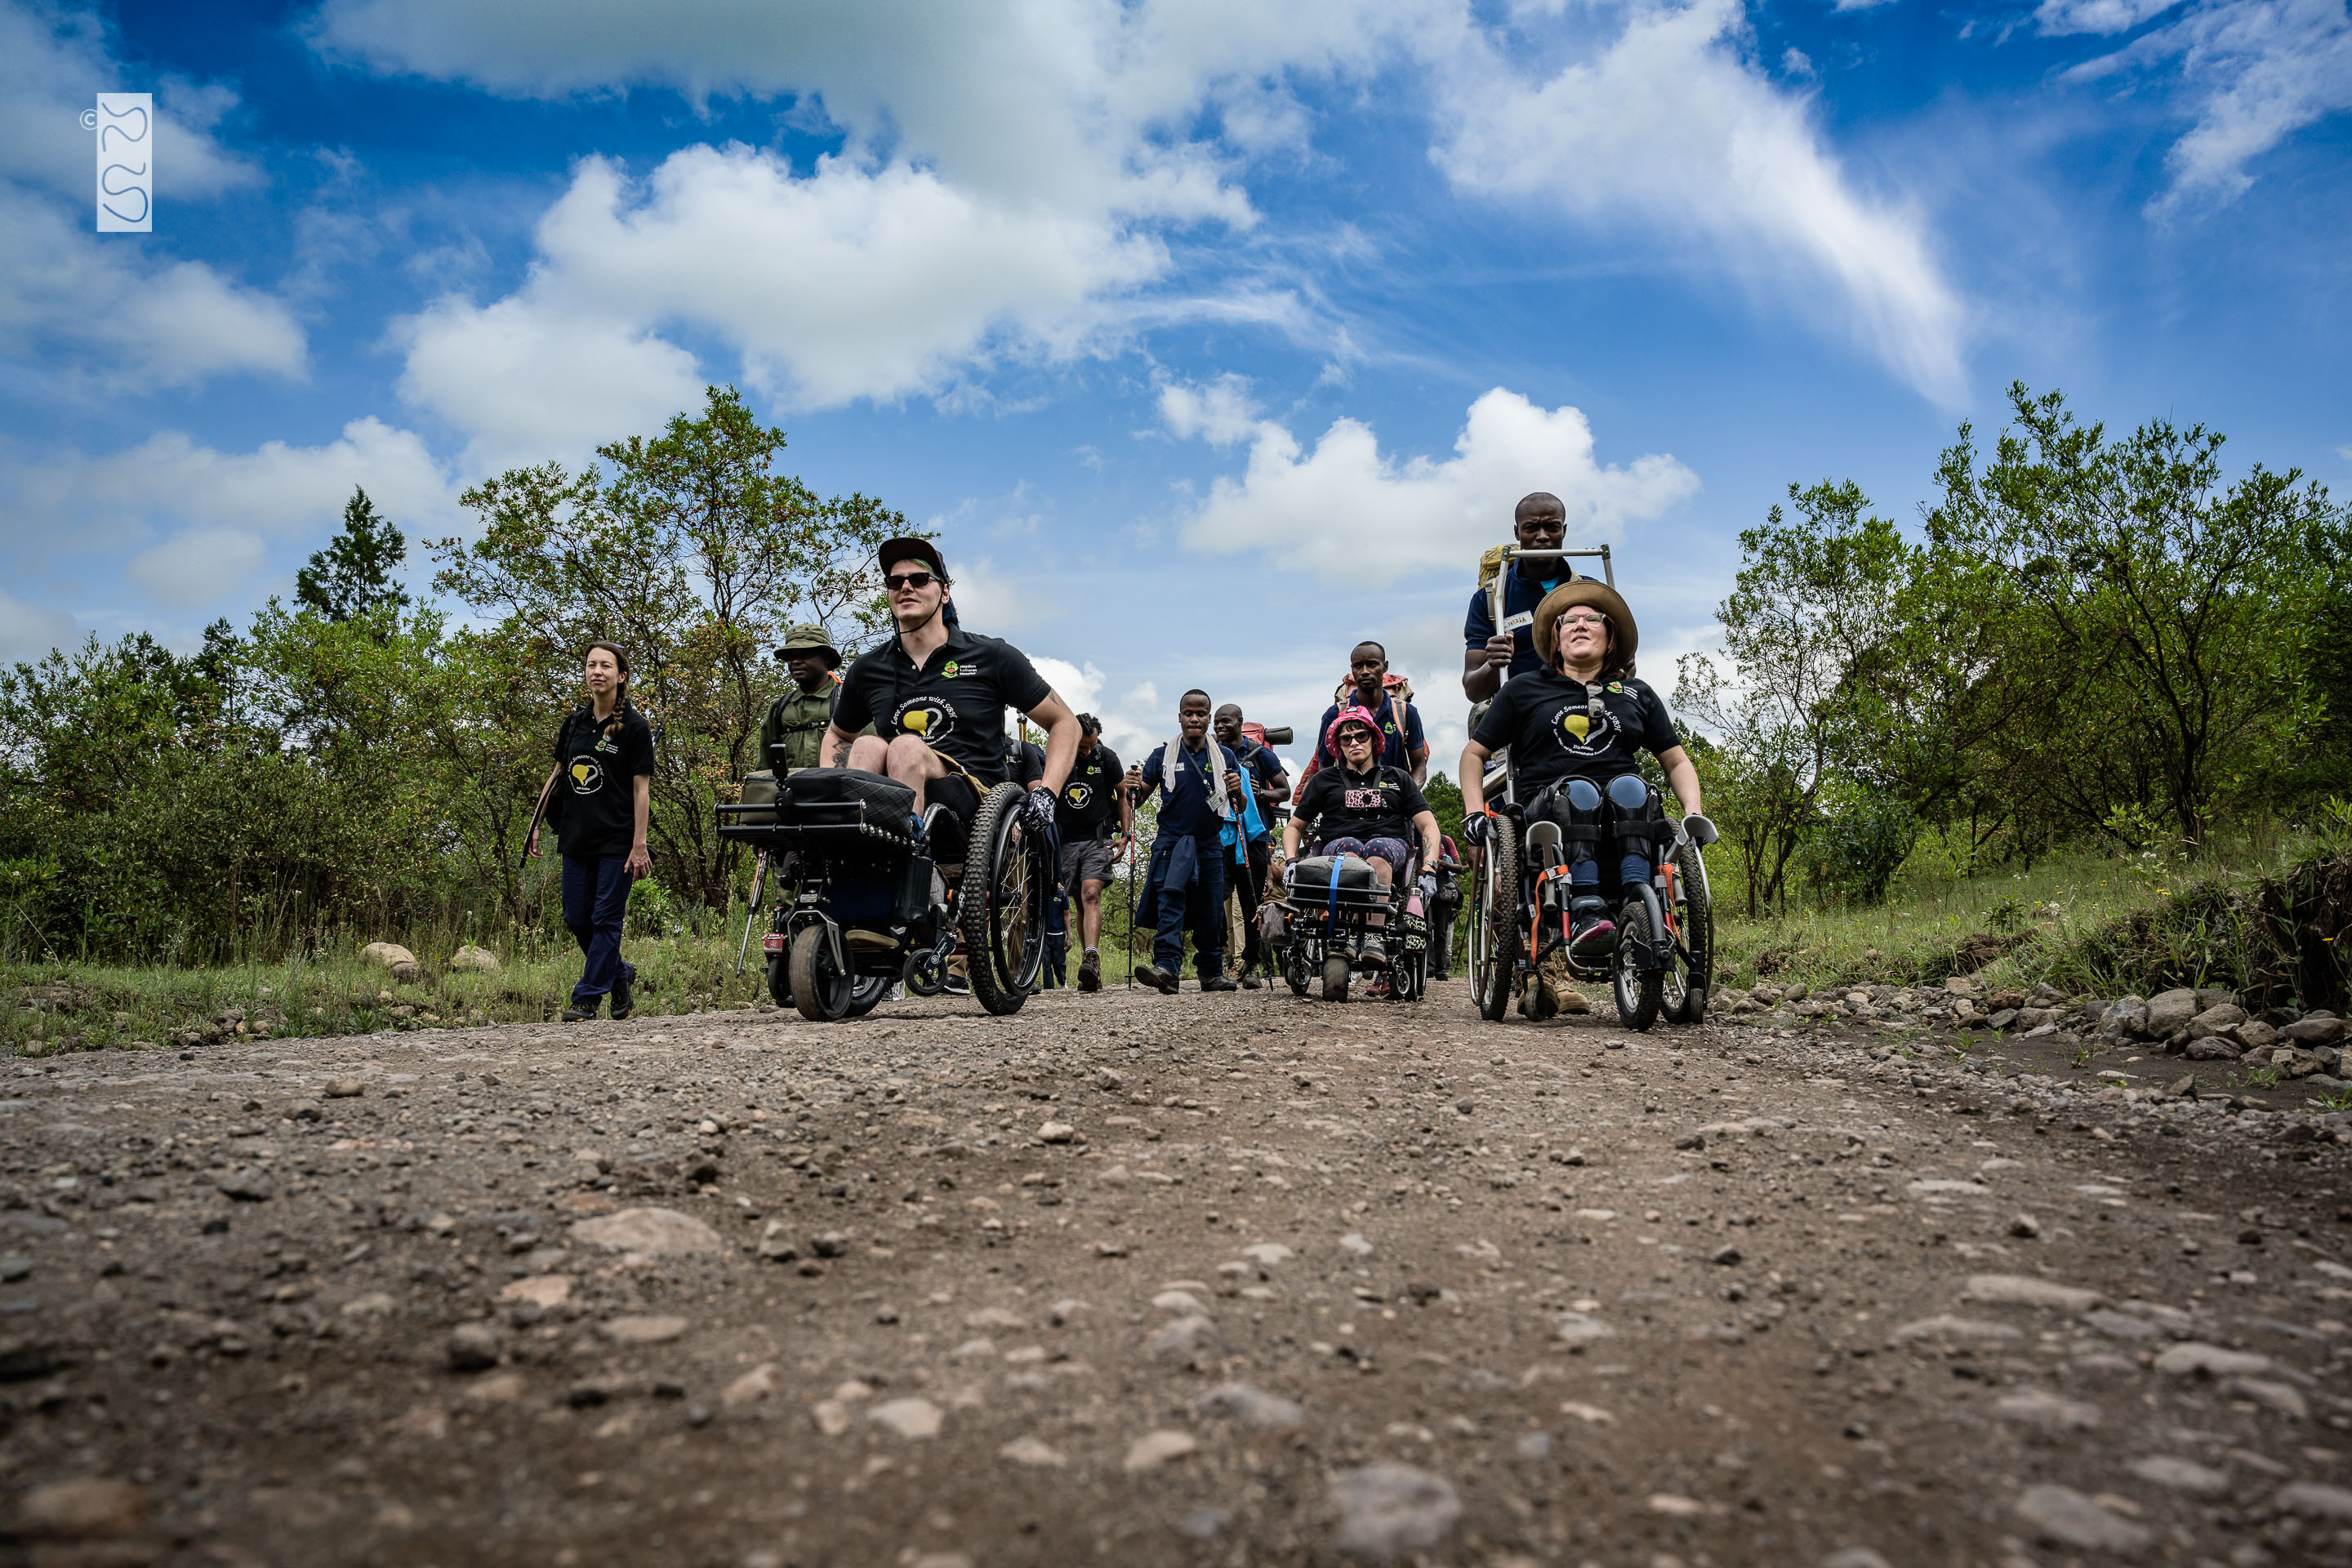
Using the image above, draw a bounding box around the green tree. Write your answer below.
[432,385,907,906]
[296,488,412,621]
[1927,383,2341,848]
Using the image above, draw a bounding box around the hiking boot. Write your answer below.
[609,967,635,1021]
[1239,970,1262,990]
[1077,951,1102,992]
[1200,976,1238,992]
[562,1002,598,1022]
[1566,897,1617,963]
[1537,947,1592,1015]
[1134,964,1179,995]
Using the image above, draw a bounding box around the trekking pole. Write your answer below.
[733,850,768,977]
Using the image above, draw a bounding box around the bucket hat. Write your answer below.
[773,622,841,669]
[1533,580,1638,669]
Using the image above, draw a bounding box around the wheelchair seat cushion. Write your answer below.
[780,768,918,833]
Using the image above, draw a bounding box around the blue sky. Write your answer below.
[2,0,2346,776]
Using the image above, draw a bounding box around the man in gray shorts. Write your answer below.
[1054,715,1131,991]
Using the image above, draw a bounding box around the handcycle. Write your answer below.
[1460,541,1714,1031]
[1267,848,1431,1004]
[718,762,1054,1022]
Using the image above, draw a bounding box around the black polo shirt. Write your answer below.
[1471,669,1680,795]
[1057,743,1125,840]
[833,626,1054,787]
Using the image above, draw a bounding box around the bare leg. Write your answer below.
[1365,859,1392,928]
[1079,878,1107,949]
[848,733,949,812]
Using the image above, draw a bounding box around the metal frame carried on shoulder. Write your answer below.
[1481,545,1615,798]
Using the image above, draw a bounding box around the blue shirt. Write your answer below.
[1139,738,1244,840]
[1221,778,1268,852]
[1313,697,1425,773]
[1465,566,1575,681]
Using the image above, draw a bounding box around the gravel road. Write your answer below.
[7,978,2352,1566]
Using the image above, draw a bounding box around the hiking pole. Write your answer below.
[734,850,768,977]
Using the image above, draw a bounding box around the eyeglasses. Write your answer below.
[1556,612,1609,627]
[884,571,938,592]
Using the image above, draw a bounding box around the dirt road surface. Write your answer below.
[6,979,2352,1566]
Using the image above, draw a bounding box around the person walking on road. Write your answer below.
[1126,691,1245,995]
[1214,703,1286,986]
[1056,715,1129,991]
[527,642,655,1022]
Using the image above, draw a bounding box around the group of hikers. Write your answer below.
[528,492,1709,1022]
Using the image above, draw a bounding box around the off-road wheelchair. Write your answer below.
[1461,541,1715,1031]
[1267,849,1431,1004]
[719,766,1054,1022]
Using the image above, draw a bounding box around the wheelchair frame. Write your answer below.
[1273,849,1430,1004]
[717,773,1054,1021]
[1463,544,1715,1031]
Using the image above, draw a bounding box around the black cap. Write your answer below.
[879,537,947,582]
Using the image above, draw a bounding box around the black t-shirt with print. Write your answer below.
[833,626,1054,787]
[1056,743,1125,840]
[1295,763,1429,848]
[1470,669,1680,795]
[550,705,656,860]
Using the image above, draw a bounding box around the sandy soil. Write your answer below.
[4,978,2350,1567]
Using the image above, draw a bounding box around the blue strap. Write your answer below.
[1328,859,1342,929]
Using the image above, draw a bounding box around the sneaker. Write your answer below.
[1200,976,1238,992]
[1566,898,1617,962]
[609,967,635,1021]
[1134,964,1179,994]
[1077,951,1102,992]
[562,1002,598,1022]
[1366,973,1393,1000]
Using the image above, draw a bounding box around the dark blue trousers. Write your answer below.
[1147,832,1226,978]
[561,853,635,1008]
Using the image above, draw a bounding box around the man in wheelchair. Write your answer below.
[1456,578,1713,1013]
[1285,708,1442,943]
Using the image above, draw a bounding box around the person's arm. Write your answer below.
[1025,692,1080,794]
[823,668,873,766]
[819,722,857,767]
[626,774,653,877]
[1410,808,1441,868]
[1464,588,1509,702]
[1658,745,1703,817]
[1263,759,1291,806]
[1458,740,1493,817]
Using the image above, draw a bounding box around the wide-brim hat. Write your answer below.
[774,622,840,669]
[1533,580,1638,666]
[1325,705,1383,757]
[879,536,949,583]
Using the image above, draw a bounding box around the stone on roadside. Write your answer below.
[1196,1383,1306,1429]
[722,1363,779,1407]
[16,1477,151,1539]
[2189,1003,2247,1038]
[497,1276,572,1309]
[2128,1455,2230,1495]
[1994,1388,2103,1432]
[1890,1315,2021,1345]
[1037,1121,1077,1144]
[1331,1463,1463,1560]
[361,942,417,972]
[1150,1315,1219,1360]
[1962,1274,2102,1312]
[446,1321,503,1373]
[2013,1484,2152,1554]
[867,1396,942,1439]
[1152,1290,1212,1316]
[1123,1430,1198,1472]
[571,1208,723,1257]
[450,944,500,973]
[2222,1376,2308,1418]
[2277,1482,2352,1521]
[756,1221,799,1262]
[599,1315,688,1346]
[1241,1242,1294,1267]
[2152,1342,2273,1379]
[216,1170,274,1203]
[1000,1436,1067,1468]
[322,1076,366,1099]
[2142,988,2199,1037]
[1820,1552,1891,1568]
[2283,1016,2347,1046]
[1340,1232,1374,1256]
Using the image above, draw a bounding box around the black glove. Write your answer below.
[1462,813,1489,847]
[1025,786,1058,835]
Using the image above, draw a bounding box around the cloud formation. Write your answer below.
[1176,387,1699,588]
[1428,0,1968,403]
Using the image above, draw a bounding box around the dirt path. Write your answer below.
[5,979,2351,1566]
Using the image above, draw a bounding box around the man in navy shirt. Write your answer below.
[1125,690,1245,994]
[1214,702,1287,985]
[1463,492,1588,702]
[1311,642,1428,785]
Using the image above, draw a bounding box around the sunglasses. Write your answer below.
[884,570,939,592]
[1338,730,1377,746]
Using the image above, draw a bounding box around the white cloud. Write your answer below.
[1157,374,1263,446]
[0,2,262,201]
[0,588,78,666]
[1428,0,1969,403]
[2061,0,2352,210]
[6,416,458,559]
[1178,387,1699,587]
[126,526,267,609]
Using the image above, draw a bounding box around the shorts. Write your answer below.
[1062,837,1116,887]
[928,773,982,833]
[1321,835,1412,875]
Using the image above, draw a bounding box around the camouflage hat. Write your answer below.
[774,623,841,669]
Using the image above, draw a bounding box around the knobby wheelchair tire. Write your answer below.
[1663,840,1713,1026]
[1473,819,1520,1023]
[1612,899,1663,1032]
[960,783,1046,1018]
